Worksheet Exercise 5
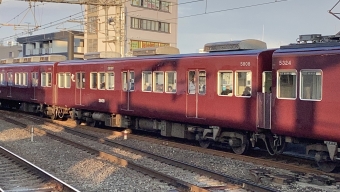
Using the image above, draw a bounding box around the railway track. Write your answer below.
[0,145,79,192]
[0,111,278,192]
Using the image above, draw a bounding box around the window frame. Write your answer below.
[106,72,115,90]
[153,71,164,93]
[299,69,322,101]
[0,73,6,86]
[277,70,297,100]
[98,72,106,90]
[142,71,152,92]
[165,71,177,94]
[218,70,233,97]
[58,73,65,88]
[235,70,252,97]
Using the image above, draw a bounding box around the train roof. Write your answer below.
[58,49,271,66]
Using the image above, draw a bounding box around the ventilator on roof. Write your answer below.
[84,52,121,60]
[203,39,267,52]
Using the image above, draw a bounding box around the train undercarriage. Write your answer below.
[0,99,339,172]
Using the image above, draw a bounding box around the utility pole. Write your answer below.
[20,0,124,56]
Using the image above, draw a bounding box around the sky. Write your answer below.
[0,0,339,53]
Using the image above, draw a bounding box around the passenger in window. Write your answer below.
[145,83,152,91]
[199,84,206,94]
[168,86,176,92]
[221,85,232,95]
[189,78,195,94]
[242,86,251,96]
[100,82,105,89]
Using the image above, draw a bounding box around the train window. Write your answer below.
[262,71,272,93]
[22,73,28,86]
[142,71,152,92]
[130,71,135,91]
[277,70,296,99]
[188,71,196,94]
[218,71,233,96]
[15,73,19,85]
[165,71,176,93]
[122,71,134,91]
[90,72,98,89]
[106,72,114,90]
[47,73,52,87]
[32,72,38,87]
[0,73,6,86]
[41,72,52,87]
[98,72,106,90]
[58,73,65,88]
[300,70,322,101]
[199,71,206,95]
[7,72,13,86]
[122,72,128,91]
[153,71,164,92]
[235,71,252,97]
[41,73,46,87]
[65,73,71,88]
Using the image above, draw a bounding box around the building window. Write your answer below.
[130,17,170,33]
[9,52,14,58]
[131,0,170,12]
[278,70,296,99]
[130,40,170,50]
[300,70,322,101]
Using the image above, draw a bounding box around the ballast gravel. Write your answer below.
[0,116,339,192]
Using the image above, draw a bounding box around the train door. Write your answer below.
[257,71,272,129]
[121,70,134,111]
[75,72,85,105]
[7,72,13,97]
[31,72,38,100]
[186,70,206,118]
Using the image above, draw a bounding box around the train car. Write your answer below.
[271,34,340,172]
[0,55,66,117]
[53,40,274,155]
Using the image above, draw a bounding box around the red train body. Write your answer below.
[1,37,340,171]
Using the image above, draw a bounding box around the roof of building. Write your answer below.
[16,31,84,44]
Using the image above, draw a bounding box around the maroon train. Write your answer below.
[1,34,340,172]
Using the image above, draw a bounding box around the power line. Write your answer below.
[0,0,289,41]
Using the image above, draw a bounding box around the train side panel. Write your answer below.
[272,48,340,143]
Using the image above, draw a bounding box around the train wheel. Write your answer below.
[231,139,249,155]
[199,139,211,148]
[317,161,337,173]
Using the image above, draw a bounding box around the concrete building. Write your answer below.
[16,31,84,60]
[14,0,177,59]
[0,42,22,59]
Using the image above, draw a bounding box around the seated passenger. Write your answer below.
[242,86,251,96]
[100,82,105,89]
[221,85,232,95]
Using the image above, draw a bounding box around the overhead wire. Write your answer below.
[0,0,289,41]
[0,0,203,41]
